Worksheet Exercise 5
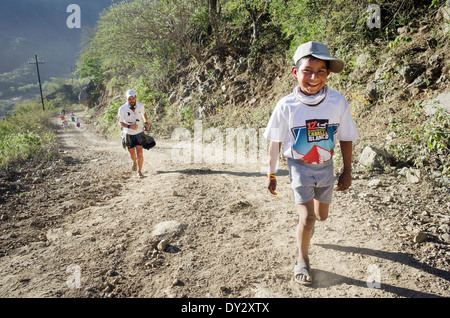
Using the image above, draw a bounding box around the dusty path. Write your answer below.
[0,111,449,300]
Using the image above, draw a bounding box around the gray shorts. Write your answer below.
[287,158,334,204]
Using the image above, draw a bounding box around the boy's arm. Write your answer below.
[266,141,282,194]
[337,140,353,191]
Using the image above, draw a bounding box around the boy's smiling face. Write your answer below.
[292,58,331,96]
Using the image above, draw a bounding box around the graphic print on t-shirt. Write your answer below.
[291,119,339,164]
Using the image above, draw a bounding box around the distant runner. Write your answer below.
[60,114,68,130]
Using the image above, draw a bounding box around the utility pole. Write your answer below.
[29,55,45,111]
[70,65,76,84]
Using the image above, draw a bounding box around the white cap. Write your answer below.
[126,90,136,98]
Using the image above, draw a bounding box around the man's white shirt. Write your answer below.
[117,102,146,135]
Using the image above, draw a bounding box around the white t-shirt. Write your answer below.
[264,87,359,164]
[117,102,146,135]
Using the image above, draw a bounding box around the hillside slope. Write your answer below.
[92,3,449,185]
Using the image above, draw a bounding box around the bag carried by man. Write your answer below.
[122,131,156,150]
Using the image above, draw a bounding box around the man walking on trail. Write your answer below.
[117,89,150,178]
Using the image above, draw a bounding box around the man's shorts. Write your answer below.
[287,158,335,204]
[123,133,143,149]
[122,132,156,150]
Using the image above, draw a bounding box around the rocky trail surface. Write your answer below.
[0,111,449,299]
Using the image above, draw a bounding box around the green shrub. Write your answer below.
[103,99,122,123]
[386,103,449,175]
[0,101,57,168]
[412,109,450,172]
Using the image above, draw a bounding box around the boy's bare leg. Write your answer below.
[296,199,329,283]
[314,199,329,221]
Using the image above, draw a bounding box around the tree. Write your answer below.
[116,0,241,64]
[118,0,205,64]
[244,0,270,44]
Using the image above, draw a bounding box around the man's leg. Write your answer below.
[136,145,144,174]
[128,147,137,171]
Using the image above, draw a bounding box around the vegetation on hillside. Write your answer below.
[75,0,449,177]
[2,0,449,179]
[78,0,443,87]
[0,78,85,168]
[0,101,56,167]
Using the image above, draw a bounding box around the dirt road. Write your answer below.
[0,111,448,299]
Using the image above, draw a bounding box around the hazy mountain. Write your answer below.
[0,0,113,98]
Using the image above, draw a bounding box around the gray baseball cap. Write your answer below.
[293,41,345,73]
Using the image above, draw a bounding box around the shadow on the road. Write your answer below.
[315,243,449,298]
[155,168,290,178]
[311,269,444,298]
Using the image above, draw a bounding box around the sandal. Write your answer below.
[294,260,313,286]
[132,162,137,171]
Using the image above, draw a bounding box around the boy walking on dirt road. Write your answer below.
[117,89,150,178]
[263,41,359,285]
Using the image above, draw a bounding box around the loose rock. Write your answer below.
[368,179,383,187]
[413,232,428,244]
[157,239,168,252]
